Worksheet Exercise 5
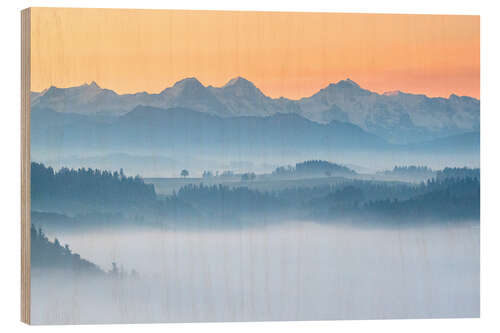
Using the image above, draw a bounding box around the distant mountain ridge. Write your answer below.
[32,77,479,143]
[31,105,479,168]
[31,105,389,154]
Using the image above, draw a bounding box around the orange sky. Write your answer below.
[30,8,480,99]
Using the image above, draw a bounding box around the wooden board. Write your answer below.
[22,8,480,325]
[21,7,31,325]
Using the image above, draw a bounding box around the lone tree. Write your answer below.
[181,169,189,178]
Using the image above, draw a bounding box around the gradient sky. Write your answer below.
[30,8,480,99]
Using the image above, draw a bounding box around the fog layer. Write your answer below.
[32,221,479,324]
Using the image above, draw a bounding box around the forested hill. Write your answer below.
[31,225,103,274]
[31,225,139,278]
[31,162,156,209]
[436,167,480,181]
[272,160,355,178]
[31,161,479,225]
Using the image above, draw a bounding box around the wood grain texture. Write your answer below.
[21,7,31,325]
[22,8,480,324]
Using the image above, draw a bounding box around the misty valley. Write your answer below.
[30,160,479,323]
[28,76,480,324]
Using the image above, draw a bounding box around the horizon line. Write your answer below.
[31,76,480,101]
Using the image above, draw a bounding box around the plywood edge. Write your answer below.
[21,7,31,325]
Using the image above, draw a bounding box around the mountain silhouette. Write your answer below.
[31,105,390,155]
[31,77,479,144]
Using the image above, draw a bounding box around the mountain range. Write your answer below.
[30,103,479,175]
[31,77,480,144]
[30,106,389,155]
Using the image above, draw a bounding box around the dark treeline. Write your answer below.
[31,224,139,277]
[31,162,156,207]
[436,167,480,181]
[32,161,480,225]
[309,177,480,222]
[273,160,355,178]
[31,224,103,274]
[379,165,435,179]
[269,179,425,207]
[168,176,479,222]
[175,184,285,218]
[363,177,479,221]
[166,181,408,220]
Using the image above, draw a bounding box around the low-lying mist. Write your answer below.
[31,220,479,324]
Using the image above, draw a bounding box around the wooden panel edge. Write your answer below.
[21,7,31,325]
